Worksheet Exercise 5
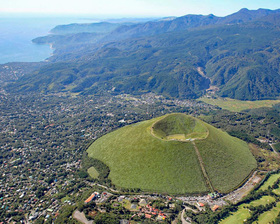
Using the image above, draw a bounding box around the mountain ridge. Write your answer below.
[6,8,280,100]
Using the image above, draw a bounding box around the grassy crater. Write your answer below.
[151,113,208,141]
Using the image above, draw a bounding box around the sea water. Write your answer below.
[0,14,98,64]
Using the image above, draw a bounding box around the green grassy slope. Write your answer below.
[87,113,256,194]
[195,122,257,192]
[87,116,207,194]
[152,113,208,140]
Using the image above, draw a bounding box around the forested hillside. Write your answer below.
[6,8,280,100]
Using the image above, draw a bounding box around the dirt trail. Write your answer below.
[192,141,214,192]
[270,143,279,155]
[84,181,119,193]
[73,210,93,224]
[181,208,192,224]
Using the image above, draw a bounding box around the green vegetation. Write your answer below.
[87,113,256,194]
[259,173,280,191]
[219,207,250,224]
[199,97,280,112]
[88,115,207,194]
[87,167,99,179]
[61,195,71,203]
[8,10,280,100]
[195,123,257,192]
[273,143,280,153]
[200,107,280,151]
[249,144,280,171]
[187,171,280,224]
[247,196,276,207]
[219,196,276,224]
[255,202,280,224]
[81,151,111,186]
[152,113,208,140]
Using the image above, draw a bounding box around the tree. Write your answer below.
[94,213,119,224]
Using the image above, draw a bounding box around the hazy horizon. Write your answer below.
[1,0,280,17]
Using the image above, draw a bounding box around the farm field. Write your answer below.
[199,97,280,112]
[87,113,256,194]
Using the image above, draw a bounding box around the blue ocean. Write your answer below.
[0,15,97,64]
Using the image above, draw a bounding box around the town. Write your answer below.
[0,92,216,223]
[0,91,280,223]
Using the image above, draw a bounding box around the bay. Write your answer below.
[0,15,98,64]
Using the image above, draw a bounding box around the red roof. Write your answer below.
[145,214,152,219]
[212,205,219,211]
[85,193,95,203]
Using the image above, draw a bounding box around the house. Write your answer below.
[131,204,137,210]
[169,203,175,208]
[85,194,95,203]
[157,215,166,220]
[207,192,218,199]
[118,195,125,202]
[84,192,99,203]
[197,202,205,207]
[139,198,147,205]
[145,214,152,219]
[212,205,219,212]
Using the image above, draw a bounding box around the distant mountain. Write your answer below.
[50,22,122,35]
[33,33,104,49]
[33,8,280,61]
[256,12,280,25]
[103,14,219,41]
[7,8,280,100]
[101,8,280,42]
[220,8,280,24]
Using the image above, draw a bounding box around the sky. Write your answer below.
[1,0,280,18]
